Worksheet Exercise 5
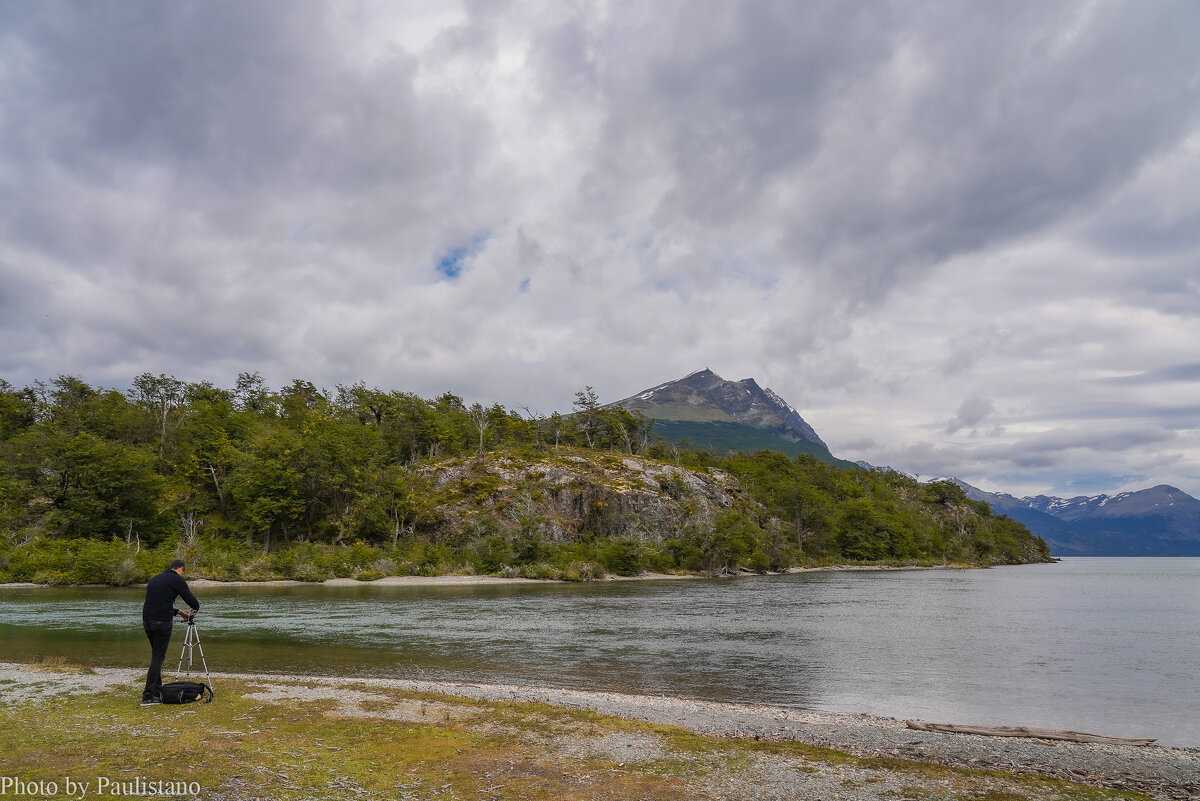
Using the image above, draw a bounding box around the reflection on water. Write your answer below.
[2,558,1198,746]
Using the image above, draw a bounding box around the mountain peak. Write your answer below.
[612,370,841,463]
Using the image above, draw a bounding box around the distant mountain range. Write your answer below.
[611,369,855,467]
[956,481,1200,556]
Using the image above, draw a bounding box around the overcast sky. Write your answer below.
[2,1,1198,499]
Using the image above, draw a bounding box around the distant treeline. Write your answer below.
[0,374,1049,584]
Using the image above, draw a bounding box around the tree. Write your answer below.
[130,373,186,456]
[545,412,567,454]
[381,466,435,547]
[234,372,274,414]
[6,427,166,541]
[280,379,328,425]
[604,406,652,454]
[836,499,889,561]
[173,385,244,514]
[335,382,393,427]
[229,428,306,553]
[468,403,490,455]
[572,386,601,447]
[0,380,36,440]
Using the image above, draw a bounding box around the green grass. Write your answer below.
[0,668,1161,801]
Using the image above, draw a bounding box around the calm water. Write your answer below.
[2,557,1197,746]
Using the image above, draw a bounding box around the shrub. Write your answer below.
[354,569,385,581]
[561,560,604,581]
[474,535,513,574]
[517,562,559,580]
[601,539,643,576]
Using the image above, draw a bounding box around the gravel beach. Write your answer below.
[229,672,1200,800]
[2,662,1195,800]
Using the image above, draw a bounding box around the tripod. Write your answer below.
[175,613,213,689]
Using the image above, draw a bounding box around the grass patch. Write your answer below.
[0,671,1162,801]
[32,655,96,673]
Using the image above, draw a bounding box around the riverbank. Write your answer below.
[193,563,983,588]
[0,562,992,589]
[0,662,1193,800]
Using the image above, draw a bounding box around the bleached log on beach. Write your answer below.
[904,720,1156,746]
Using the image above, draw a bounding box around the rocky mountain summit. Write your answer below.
[612,369,850,465]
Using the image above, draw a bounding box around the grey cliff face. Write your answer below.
[419,453,747,544]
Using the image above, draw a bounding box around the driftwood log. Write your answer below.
[905,720,1156,746]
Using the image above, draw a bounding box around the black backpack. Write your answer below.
[159,681,213,704]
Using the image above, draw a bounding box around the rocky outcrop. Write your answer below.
[417,452,750,543]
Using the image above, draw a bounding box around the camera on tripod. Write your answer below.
[174,607,212,691]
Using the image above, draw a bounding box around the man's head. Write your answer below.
[168,559,186,575]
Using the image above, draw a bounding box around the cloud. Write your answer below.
[1101,364,1200,385]
[1,1,1199,497]
[945,397,995,435]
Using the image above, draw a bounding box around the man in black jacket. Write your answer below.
[141,559,200,706]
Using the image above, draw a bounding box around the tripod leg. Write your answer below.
[175,623,189,675]
[186,625,195,676]
[195,633,213,689]
[176,624,196,678]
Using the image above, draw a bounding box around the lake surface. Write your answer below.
[2,557,1197,746]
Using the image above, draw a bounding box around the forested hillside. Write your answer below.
[0,375,1050,585]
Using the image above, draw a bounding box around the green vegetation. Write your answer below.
[710,449,1050,566]
[651,419,857,467]
[0,374,1048,585]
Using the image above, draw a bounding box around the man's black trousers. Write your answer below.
[142,619,173,701]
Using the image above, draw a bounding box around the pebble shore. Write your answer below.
[235,671,1198,800]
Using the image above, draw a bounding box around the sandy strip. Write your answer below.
[190,573,703,587]
[0,564,1000,591]
[0,573,700,589]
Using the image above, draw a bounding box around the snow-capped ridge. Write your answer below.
[955,479,1200,556]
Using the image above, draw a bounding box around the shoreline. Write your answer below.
[1,661,1194,800]
[0,562,999,590]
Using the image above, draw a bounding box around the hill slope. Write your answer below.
[613,369,854,466]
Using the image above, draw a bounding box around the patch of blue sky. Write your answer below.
[434,232,491,280]
[518,277,531,293]
[437,246,470,279]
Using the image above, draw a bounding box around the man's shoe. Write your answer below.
[140,697,161,706]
